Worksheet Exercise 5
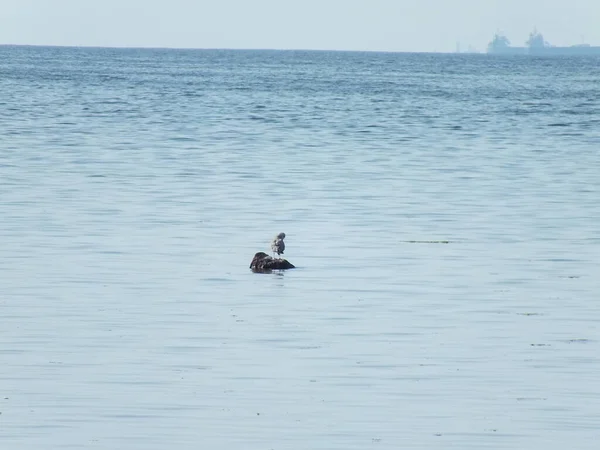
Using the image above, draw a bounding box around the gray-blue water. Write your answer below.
[1,46,599,449]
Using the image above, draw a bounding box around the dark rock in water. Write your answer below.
[250,252,295,272]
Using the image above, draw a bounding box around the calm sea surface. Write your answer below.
[1,46,599,449]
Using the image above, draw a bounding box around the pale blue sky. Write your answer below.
[2,0,599,52]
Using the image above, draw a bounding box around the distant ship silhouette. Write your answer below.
[487,29,600,55]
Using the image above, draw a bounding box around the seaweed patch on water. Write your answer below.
[402,240,450,244]
[566,339,591,344]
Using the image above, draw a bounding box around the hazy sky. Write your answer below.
[2,0,599,52]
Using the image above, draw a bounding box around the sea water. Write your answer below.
[1,46,599,449]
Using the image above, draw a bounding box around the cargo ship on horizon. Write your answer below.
[487,29,600,55]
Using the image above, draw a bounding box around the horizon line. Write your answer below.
[0,43,481,55]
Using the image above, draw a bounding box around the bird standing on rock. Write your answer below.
[271,232,286,258]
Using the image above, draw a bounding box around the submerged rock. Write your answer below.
[250,252,295,272]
